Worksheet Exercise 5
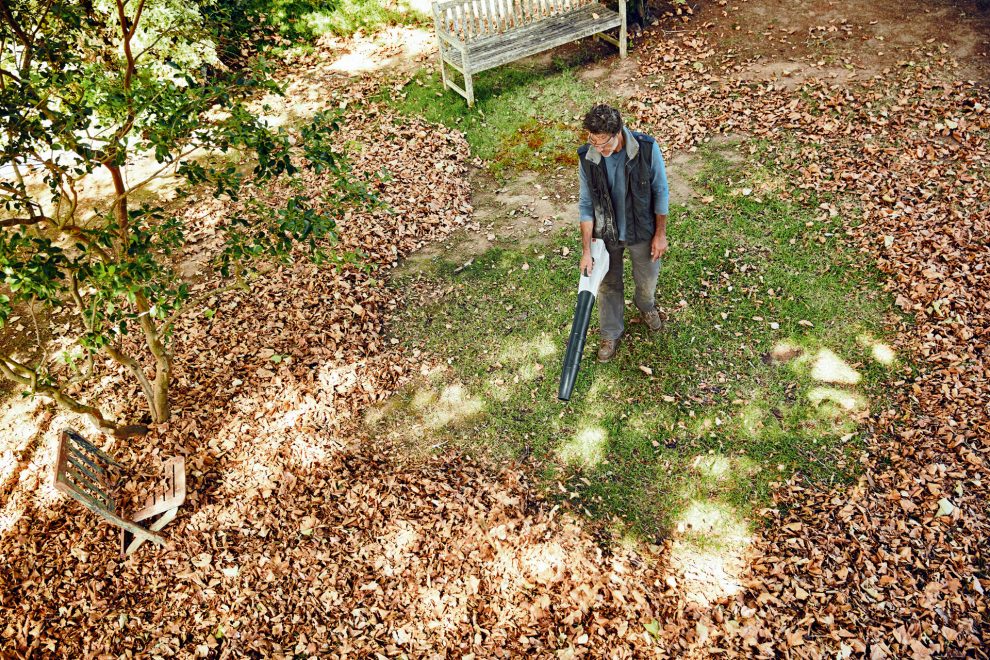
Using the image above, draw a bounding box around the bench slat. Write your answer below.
[457,5,468,40]
[433,0,626,105]
[481,0,493,35]
[443,5,620,72]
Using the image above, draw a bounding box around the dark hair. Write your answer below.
[583,104,622,135]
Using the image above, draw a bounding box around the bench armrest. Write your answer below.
[436,28,466,49]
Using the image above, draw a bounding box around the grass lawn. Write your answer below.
[382,46,619,179]
[371,59,904,547]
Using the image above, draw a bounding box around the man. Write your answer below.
[577,104,668,362]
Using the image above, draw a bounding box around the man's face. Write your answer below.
[588,131,621,157]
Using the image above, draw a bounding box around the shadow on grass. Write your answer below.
[369,139,905,594]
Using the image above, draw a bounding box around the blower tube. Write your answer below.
[558,239,609,401]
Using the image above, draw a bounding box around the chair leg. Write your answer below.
[465,69,475,107]
[122,507,178,556]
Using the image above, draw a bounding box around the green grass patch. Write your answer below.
[372,139,903,542]
[381,49,615,178]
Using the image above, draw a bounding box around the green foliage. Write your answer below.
[209,0,426,62]
[0,0,371,428]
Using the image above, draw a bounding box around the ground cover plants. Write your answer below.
[386,47,614,178]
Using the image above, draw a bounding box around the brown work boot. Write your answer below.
[642,308,665,331]
[598,338,620,362]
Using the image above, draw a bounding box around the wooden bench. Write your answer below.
[432,0,627,106]
[54,429,186,556]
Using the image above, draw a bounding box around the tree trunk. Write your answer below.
[105,161,173,424]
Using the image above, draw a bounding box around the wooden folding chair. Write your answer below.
[53,429,186,556]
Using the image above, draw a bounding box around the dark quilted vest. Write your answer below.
[577,131,656,246]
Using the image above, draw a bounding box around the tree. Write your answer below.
[0,0,366,435]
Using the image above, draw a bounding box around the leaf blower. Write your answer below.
[558,238,610,401]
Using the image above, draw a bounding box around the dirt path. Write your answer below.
[699,0,989,82]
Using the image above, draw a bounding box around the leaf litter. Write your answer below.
[0,59,678,658]
[626,13,989,659]
[2,8,989,659]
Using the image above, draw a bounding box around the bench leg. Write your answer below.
[619,0,628,58]
[438,55,450,93]
[465,70,475,107]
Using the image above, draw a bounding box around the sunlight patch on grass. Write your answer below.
[808,386,866,412]
[425,383,484,429]
[692,452,760,487]
[693,454,732,479]
[807,348,861,385]
[484,376,513,402]
[857,333,897,366]
[583,374,617,406]
[410,387,435,411]
[668,498,751,607]
[498,332,558,365]
[738,402,767,438]
[688,412,729,437]
[517,362,545,382]
[558,425,607,468]
[871,343,896,366]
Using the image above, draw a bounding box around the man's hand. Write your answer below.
[579,251,594,276]
[650,234,668,261]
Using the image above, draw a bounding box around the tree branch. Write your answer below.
[27,296,47,367]
[27,0,55,45]
[162,278,249,337]
[103,342,156,410]
[0,216,49,229]
[0,1,32,48]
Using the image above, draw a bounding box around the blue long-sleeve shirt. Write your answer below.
[578,137,668,242]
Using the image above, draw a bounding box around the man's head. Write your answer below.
[583,104,623,157]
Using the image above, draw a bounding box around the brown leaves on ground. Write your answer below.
[0,70,680,657]
[631,19,988,659]
[3,9,989,659]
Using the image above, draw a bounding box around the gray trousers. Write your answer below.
[599,240,661,341]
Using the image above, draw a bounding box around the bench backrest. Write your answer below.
[433,0,599,42]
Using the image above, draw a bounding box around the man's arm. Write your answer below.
[577,160,596,274]
[580,221,594,275]
[651,213,668,261]
[650,141,669,261]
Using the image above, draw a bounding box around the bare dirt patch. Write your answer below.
[577,52,645,99]
[698,0,990,83]
[398,168,581,274]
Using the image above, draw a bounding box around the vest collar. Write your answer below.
[583,126,639,165]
